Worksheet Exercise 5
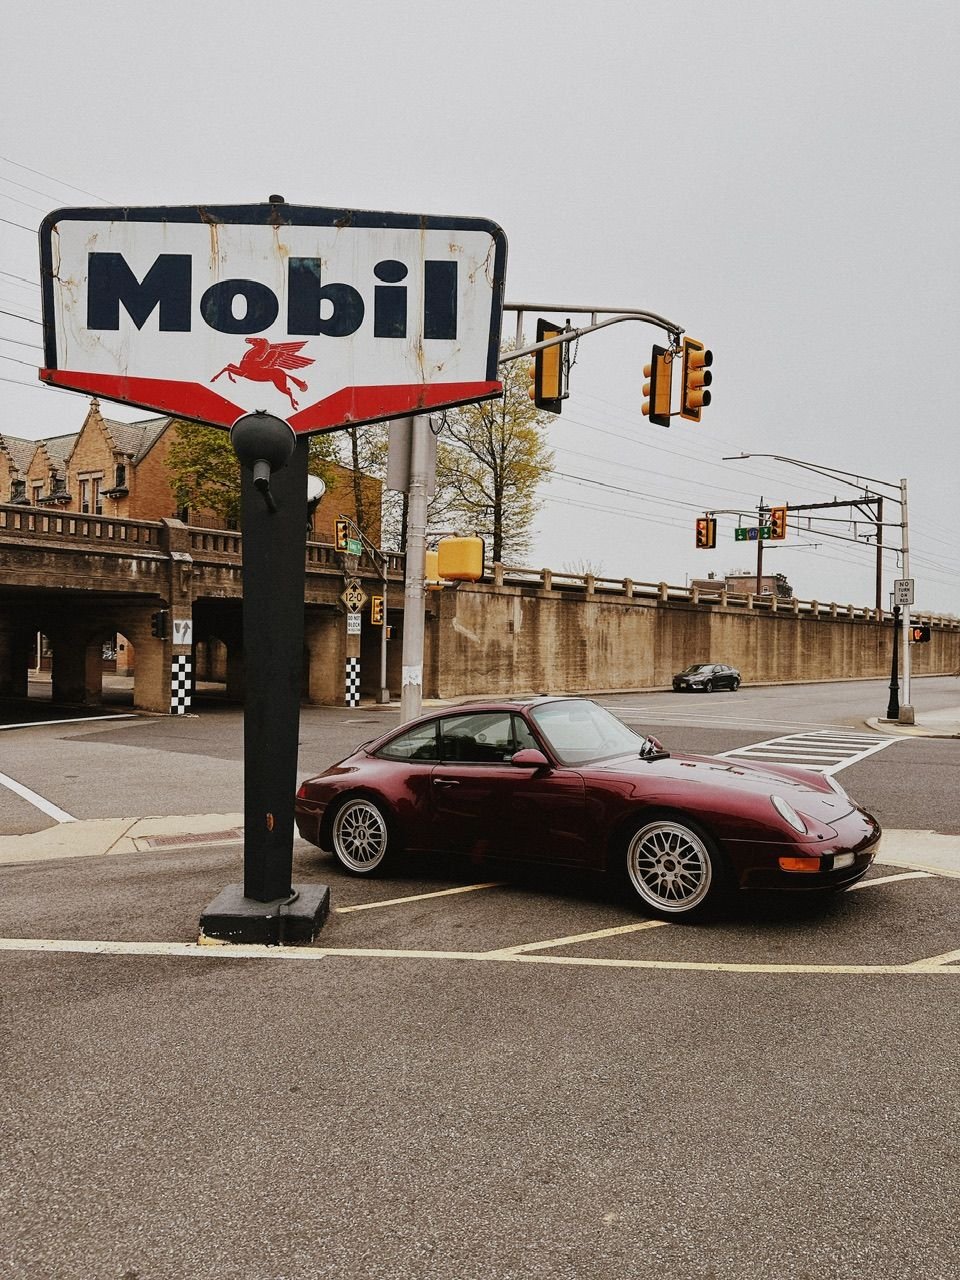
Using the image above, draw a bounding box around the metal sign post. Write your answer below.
[39,199,507,946]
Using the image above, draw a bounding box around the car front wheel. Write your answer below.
[331,796,393,875]
[732,677,741,690]
[623,816,725,920]
[704,679,714,693]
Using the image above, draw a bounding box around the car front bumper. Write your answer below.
[723,808,882,891]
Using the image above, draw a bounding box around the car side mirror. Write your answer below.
[511,748,550,768]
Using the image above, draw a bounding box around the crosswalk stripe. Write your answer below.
[716,729,903,775]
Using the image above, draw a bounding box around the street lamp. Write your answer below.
[722,453,913,724]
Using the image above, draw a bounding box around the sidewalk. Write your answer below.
[866,706,960,738]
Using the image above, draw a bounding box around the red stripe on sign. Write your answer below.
[40,371,244,427]
[288,383,503,433]
[39,371,503,434]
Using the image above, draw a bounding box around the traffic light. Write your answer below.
[910,624,931,643]
[335,518,350,551]
[642,345,672,428]
[371,596,384,626]
[527,319,564,413]
[680,337,713,422]
[150,610,169,639]
[769,506,787,540]
[695,516,717,549]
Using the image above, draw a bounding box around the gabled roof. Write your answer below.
[101,415,171,462]
[40,433,78,468]
[0,433,37,473]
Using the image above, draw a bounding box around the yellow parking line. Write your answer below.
[483,919,668,956]
[335,882,504,913]
[2,937,960,975]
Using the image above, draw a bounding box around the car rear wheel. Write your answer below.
[732,676,741,690]
[624,816,725,920]
[331,796,393,875]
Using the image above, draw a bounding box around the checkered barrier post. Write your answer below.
[170,655,192,715]
[345,657,361,708]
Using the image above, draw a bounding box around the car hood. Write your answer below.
[588,752,856,821]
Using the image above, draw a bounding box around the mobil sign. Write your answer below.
[39,202,507,434]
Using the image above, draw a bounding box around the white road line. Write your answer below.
[849,871,933,890]
[716,729,903,775]
[2,935,959,976]
[0,714,137,732]
[335,882,504,912]
[0,771,76,824]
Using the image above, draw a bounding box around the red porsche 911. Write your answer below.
[295,697,881,920]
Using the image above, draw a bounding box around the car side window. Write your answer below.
[377,721,438,761]
[439,711,519,763]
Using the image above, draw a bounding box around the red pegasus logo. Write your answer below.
[211,339,314,410]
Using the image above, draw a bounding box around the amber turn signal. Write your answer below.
[778,856,822,873]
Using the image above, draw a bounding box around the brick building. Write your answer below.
[1,399,381,541]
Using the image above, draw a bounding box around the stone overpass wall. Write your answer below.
[429,572,960,698]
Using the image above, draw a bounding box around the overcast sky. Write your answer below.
[3,0,958,614]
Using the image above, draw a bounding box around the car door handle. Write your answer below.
[433,778,460,788]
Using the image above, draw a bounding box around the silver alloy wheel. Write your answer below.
[626,819,713,914]
[332,798,389,873]
[732,677,740,690]
[704,680,714,692]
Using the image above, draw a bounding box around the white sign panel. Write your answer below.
[39,203,507,435]
[346,612,362,636]
[893,578,914,606]
[172,619,193,647]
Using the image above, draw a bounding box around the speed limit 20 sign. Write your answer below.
[39,202,507,434]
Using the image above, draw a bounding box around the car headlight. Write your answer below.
[771,794,808,834]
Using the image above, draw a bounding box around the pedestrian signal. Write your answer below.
[910,624,931,643]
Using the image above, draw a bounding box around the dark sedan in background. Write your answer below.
[673,663,741,692]
[295,697,880,920]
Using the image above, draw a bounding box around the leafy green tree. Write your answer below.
[166,421,341,527]
[436,350,555,563]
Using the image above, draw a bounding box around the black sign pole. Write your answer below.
[200,420,329,945]
[886,604,901,721]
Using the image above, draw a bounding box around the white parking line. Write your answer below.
[849,871,933,890]
[335,882,504,912]
[0,771,76,824]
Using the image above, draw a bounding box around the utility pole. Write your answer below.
[399,416,431,723]
[756,499,768,596]
[899,477,913,721]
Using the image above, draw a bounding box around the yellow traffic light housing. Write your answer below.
[437,536,485,582]
[695,516,717,549]
[335,518,350,551]
[680,337,713,422]
[527,319,564,413]
[371,596,384,626]
[768,506,787,540]
[642,345,672,428]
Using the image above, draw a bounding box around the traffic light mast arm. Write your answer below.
[499,304,683,364]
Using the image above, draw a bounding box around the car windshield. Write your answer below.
[681,665,709,674]
[530,699,643,765]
